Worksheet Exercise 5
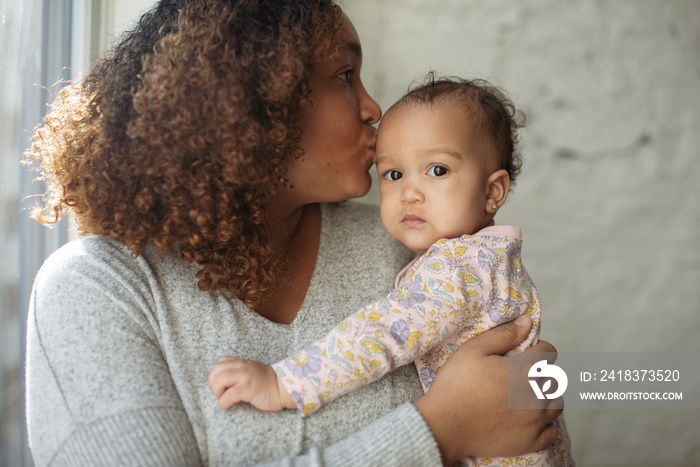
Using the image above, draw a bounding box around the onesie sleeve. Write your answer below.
[273,232,540,415]
[25,241,203,466]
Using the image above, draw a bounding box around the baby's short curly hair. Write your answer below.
[25,0,344,306]
[388,74,525,185]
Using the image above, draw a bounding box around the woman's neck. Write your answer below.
[252,198,322,324]
[264,190,310,246]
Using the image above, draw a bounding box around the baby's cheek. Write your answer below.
[379,199,396,228]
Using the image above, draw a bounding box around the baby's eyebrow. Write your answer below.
[375,153,393,164]
[424,147,462,159]
[376,147,463,166]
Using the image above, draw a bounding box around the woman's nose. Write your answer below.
[359,86,382,125]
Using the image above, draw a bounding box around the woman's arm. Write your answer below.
[25,243,204,466]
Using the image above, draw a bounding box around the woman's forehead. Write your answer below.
[339,13,362,57]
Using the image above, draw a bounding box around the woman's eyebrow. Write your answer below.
[346,41,362,60]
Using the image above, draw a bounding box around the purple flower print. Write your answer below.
[290,391,304,410]
[419,367,437,390]
[390,282,425,308]
[488,298,519,324]
[477,250,494,272]
[506,242,523,277]
[285,345,322,378]
[390,319,410,344]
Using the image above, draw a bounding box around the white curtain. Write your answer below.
[0,0,72,464]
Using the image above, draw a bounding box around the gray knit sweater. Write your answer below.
[26,202,443,466]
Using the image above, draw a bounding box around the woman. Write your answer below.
[25,0,562,465]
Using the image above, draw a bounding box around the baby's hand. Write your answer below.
[208,356,297,412]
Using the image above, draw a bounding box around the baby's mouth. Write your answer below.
[401,214,425,228]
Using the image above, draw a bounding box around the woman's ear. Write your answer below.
[485,169,510,214]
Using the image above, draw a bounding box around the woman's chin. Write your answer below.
[340,178,373,201]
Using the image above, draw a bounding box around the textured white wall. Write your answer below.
[345,1,700,466]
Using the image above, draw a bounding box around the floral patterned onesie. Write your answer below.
[273,225,571,466]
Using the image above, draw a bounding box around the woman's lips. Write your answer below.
[401,214,425,228]
[365,141,377,164]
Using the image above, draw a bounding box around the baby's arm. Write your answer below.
[207,269,458,415]
[207,238,479,414]
[209,234,537,416]
[272,235,537,415]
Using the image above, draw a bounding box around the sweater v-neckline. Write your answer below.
[240,203,328,329]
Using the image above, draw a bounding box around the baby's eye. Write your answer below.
[383,170,403,181]
[427,165,449,177]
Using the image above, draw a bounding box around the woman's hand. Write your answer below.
[208,356,297,411]
[414,315,563,464]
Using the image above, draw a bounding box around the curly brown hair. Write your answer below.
[389,74,525,185]
[24,0,344,307]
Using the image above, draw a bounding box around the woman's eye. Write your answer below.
[337,69,353,83]
[428,165,449,177]
[383,170,403,181]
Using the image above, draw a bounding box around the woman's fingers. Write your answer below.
[527,338,557,355]
[468,315,533,357]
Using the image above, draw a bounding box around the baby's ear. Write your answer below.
[485,169,510,213]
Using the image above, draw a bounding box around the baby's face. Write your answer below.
[376,103,496,254]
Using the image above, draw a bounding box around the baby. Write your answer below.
[209,76,571,466]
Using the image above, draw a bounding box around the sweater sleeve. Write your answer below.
[273,233,540,415]
[258,404,440,467]
[25,241,204,466]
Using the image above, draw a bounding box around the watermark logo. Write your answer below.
[528,359,568,399]
[509,352,698,409]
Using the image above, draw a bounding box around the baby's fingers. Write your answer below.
[219,384,255,410]
[208,356,244,398]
